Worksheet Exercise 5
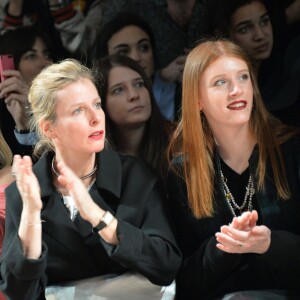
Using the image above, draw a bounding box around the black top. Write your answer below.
[0,149,181,300]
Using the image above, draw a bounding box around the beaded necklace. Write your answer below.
[220,170,255,217]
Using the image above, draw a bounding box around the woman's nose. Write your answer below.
[253,25,265,41]
[129,48,142,63]
[229,81,242,97]
[127,87,139,102]
[90,110,102,125]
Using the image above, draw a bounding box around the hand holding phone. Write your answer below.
[0,55,15,82]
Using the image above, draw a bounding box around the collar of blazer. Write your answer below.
[34,148,123,200]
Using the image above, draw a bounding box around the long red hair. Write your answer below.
[168,39,298,218]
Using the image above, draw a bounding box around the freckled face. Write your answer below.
[105,66,151,128]
[199,56,253,132]
[50,78,105,156]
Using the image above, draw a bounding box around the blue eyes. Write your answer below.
[73,102,102,115]
[95,102,102,109]
[215,79,226,86]
[73,107,83,114]
[214,74,249,86]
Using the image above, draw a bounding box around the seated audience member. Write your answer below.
[96,12,183,120]
[0,26,54,157]
[0,0,104,60]
[0,59,181,299]
[204,0,284,107]
[167,39,300,299]
[100,0,208,69]
[97,55,173,183]
[0,122,14,253]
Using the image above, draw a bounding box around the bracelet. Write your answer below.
[23,219,45,226]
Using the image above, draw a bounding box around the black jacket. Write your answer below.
[0,149,181,300]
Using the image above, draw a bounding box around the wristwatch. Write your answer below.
[93,211,115,233]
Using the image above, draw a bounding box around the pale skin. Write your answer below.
[199,55,271,254]
[106,66,151,157]
[14,78,119,259]
[215,210,271,254]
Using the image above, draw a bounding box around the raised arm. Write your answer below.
[14,155,43,259]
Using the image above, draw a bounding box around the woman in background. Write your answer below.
[205,0,281,106]
[97,55,173,183]
[96,12,184,121]
[167,39,300,299]
[0,26,54,157]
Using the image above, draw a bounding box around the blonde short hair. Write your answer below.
[28,59,98,156]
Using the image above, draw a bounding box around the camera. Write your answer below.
[0,55,15,82]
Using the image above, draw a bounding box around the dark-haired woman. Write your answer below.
[0,26,54,157]
[96,12,183,121]
[98,55,173,183]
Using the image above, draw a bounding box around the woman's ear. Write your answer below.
[40,119,55,139]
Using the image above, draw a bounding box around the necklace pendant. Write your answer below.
[221,170,255,218]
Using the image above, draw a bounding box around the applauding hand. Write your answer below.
[215,210,271,254]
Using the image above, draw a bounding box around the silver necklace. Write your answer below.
[220,170,255,217]
[51,157,97,180]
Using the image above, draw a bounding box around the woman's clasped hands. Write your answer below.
[215,210,271,254]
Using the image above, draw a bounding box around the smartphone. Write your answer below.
[0,55,15,82]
